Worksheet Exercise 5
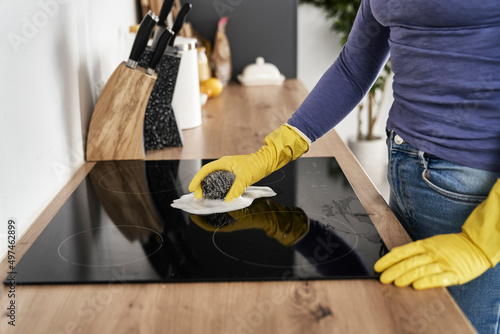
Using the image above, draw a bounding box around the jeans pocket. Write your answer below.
[421,156,497,204]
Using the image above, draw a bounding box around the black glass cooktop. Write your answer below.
[5,157,387,285]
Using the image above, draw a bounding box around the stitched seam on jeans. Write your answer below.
[421,169,487,203]
[391,147,419,156]
[398,155,418,233]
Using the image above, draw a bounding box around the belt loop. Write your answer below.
[386,128,393,153]
[418,150,427,169]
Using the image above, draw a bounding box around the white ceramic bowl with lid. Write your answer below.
[237,57,285,86]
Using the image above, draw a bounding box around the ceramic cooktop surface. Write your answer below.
[5,157,387,285]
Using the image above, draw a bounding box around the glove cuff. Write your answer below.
[462,179,500,267]
[284,123,312,146]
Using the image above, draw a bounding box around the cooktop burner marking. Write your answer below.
[258,169,286,186]
[211,213,359,269]
[57,225,164,267]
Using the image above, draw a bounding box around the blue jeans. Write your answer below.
[386,129,500,334]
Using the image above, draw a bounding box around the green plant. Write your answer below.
[300,0,392,140]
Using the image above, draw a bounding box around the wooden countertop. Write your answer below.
[0,80,475,333]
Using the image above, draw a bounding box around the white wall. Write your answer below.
[0,0,138,260]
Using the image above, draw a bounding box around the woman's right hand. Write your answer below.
[188,124,310,201]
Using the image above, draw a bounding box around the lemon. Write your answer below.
[200,78,223,98]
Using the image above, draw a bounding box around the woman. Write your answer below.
[189,1,500,332]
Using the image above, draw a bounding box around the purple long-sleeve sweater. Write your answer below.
[288,0,500,173]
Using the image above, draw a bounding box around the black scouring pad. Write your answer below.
[201,170,236,199]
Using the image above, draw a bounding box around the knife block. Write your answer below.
[86,62,157,161]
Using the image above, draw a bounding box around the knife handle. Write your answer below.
[127,10,159,69]
[168,3,192,47]
[158,0,175,27]
[147,28,174,75]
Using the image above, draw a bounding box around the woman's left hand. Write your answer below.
[374,232,491,289]
[375,179,500,289]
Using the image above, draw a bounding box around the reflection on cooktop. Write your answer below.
[5,158,387,285]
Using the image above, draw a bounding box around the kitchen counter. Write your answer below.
[0,80,475,333]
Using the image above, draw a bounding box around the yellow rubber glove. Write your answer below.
[374,179,500,289]
[189,124,310,202]
[190,199,310,246]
